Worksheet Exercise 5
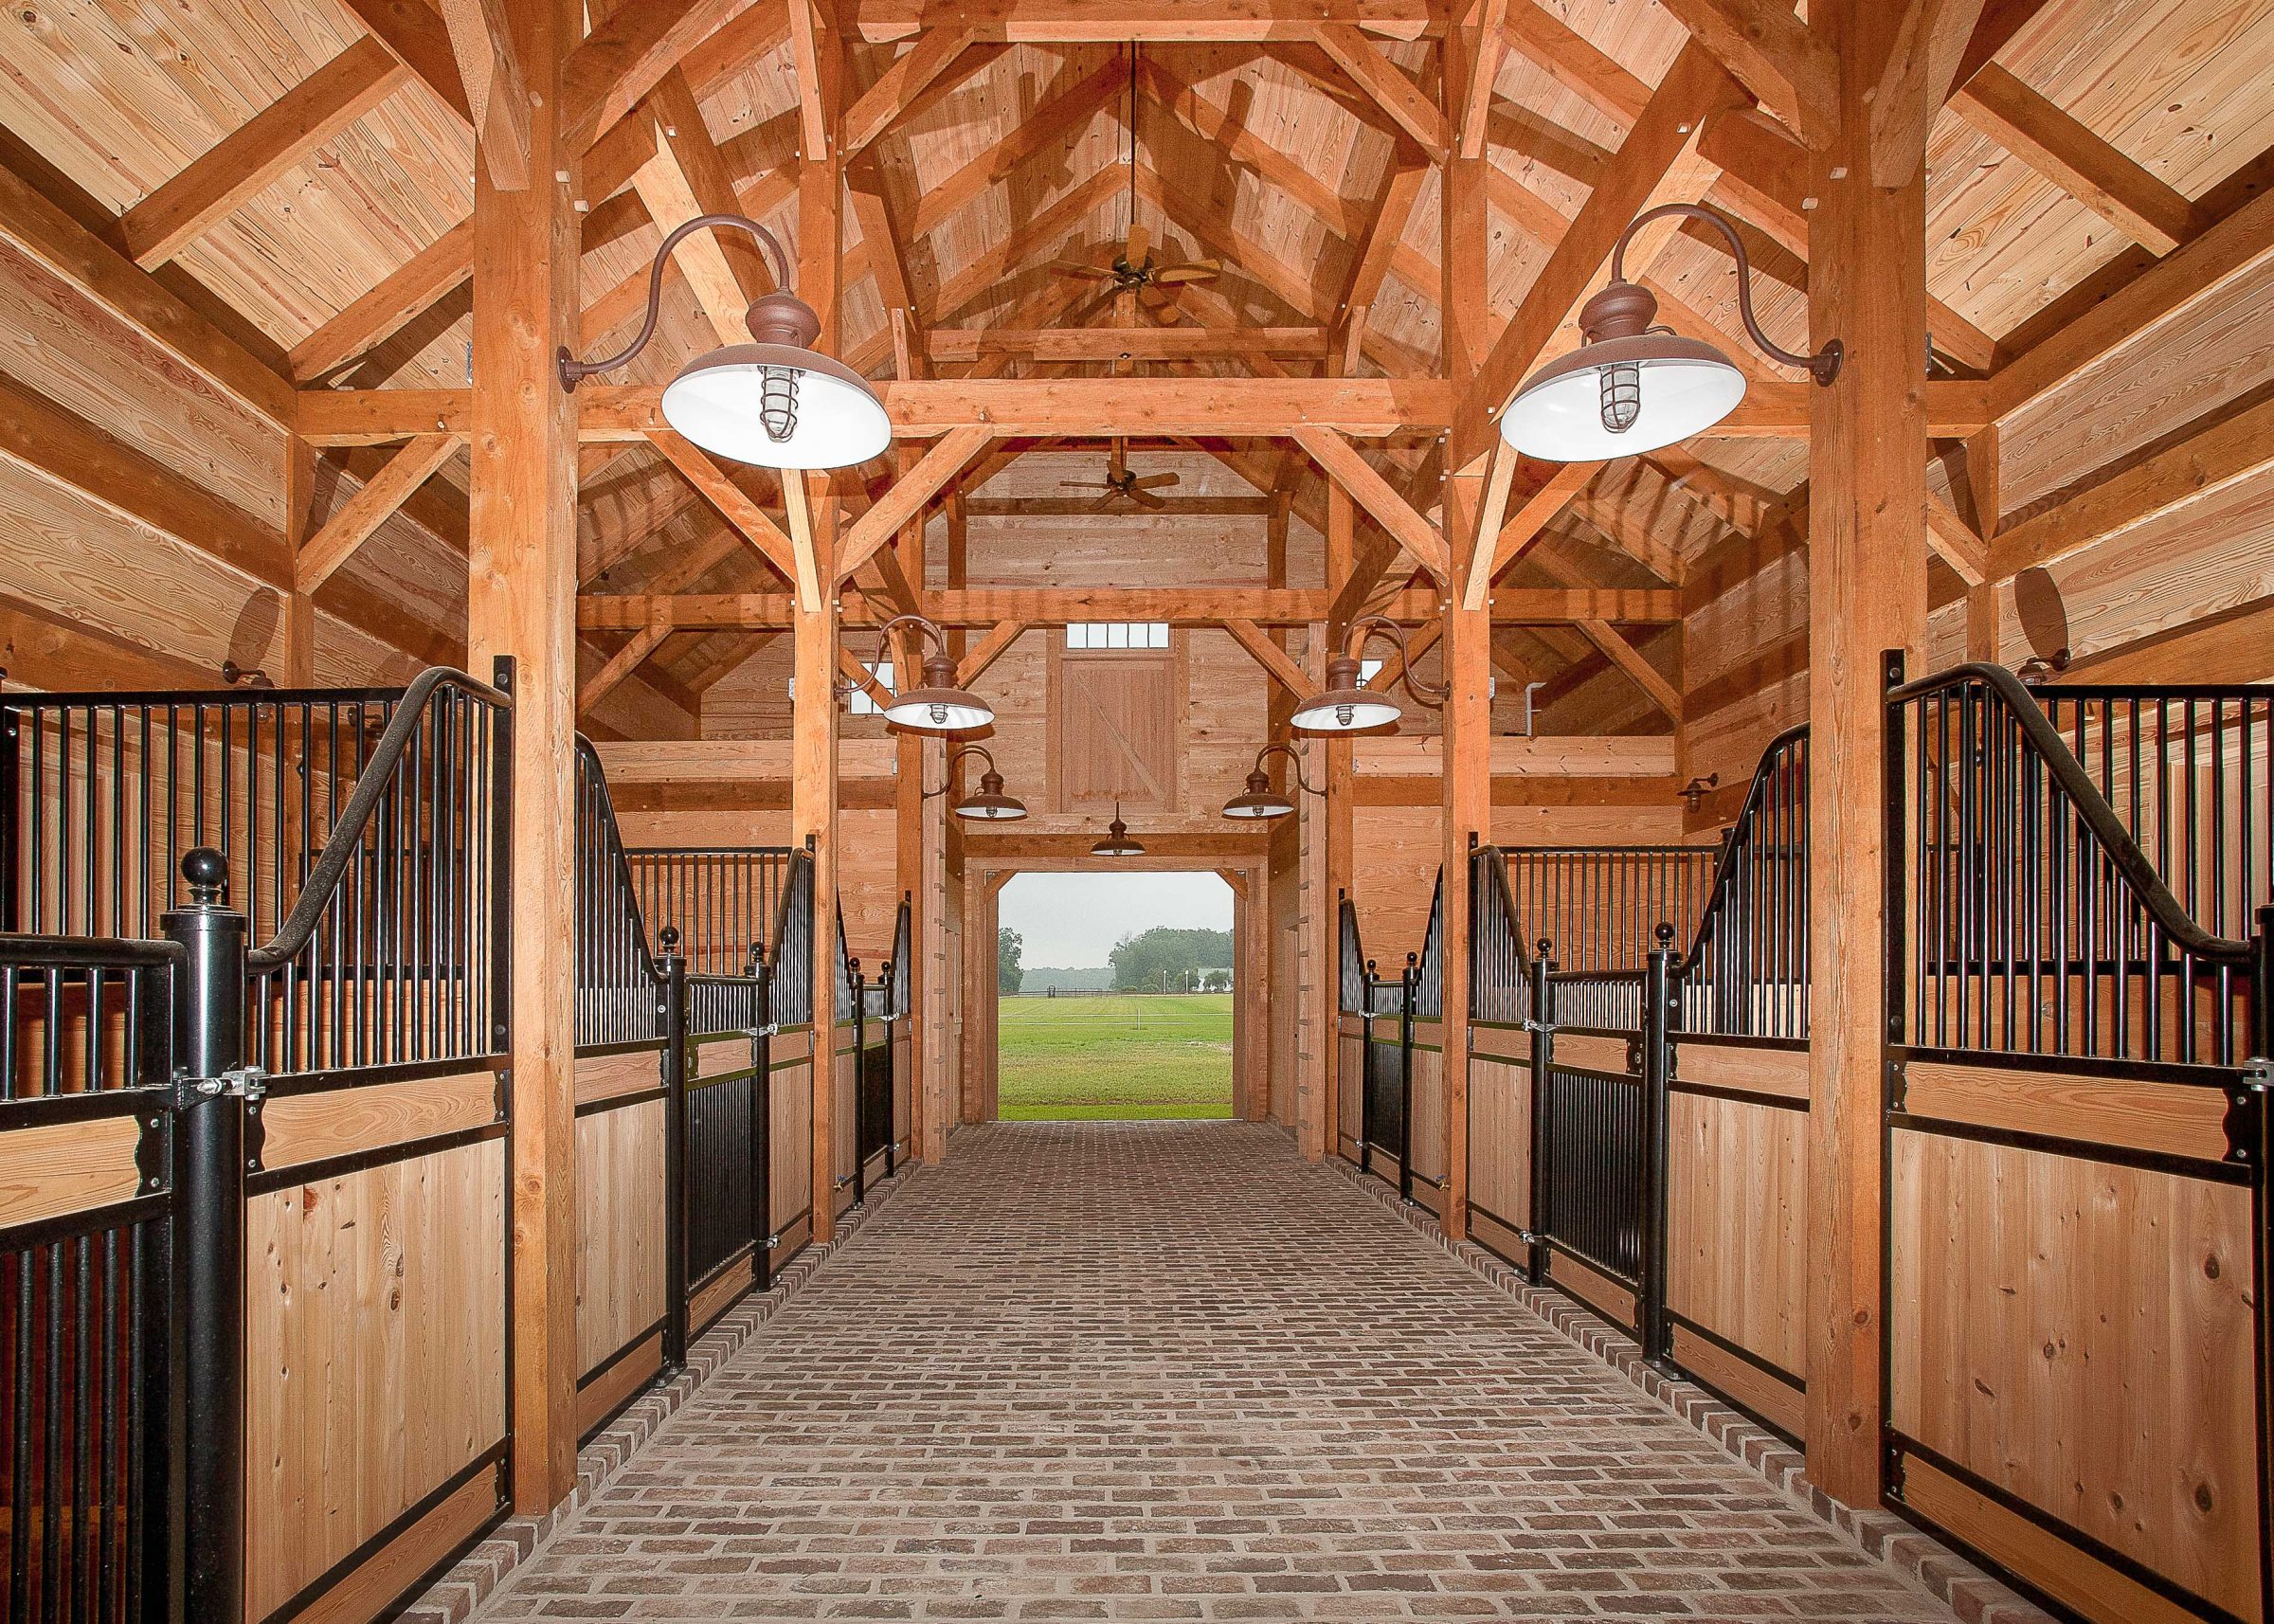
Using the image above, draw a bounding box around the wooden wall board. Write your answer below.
[1669,1326,1804,1440]
[574,1047,661,1108]
[258,1069,497,1174]
[573,1097,665,1377]
[244,1137,506,1624]
[1898,1060,2233,1164]
[1465,1056,1530,1235]
[575,1331,660,1438]
[769,1049,814,1236]
[0,1110,142,1232]
[1887,1128,2261,1622]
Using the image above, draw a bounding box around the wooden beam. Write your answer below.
[1290,426,1453,580]
[560,0,750,153]
[846,0,1443,43]
[1342,158,1430,318]
[1500,1,1647,124]
[298,432,462,592]
[578,612,675,712]
[1868,0,1989,188]
[927,327,1329,362]
[955,619,1028,686]
[289,220,475,382]
[341,0,474,122]
[631,77,773,344]
[579,586,1674,628]
[836,427,991,582]
[1987,184,2274,415]
[109,38,408,268]
[1313,26,1448,157]
[1952,64,2204,255]
[465,0,573,1515]
[1653,0,1837,148]
[910,57,1125,238]
[843,27,976,153]
[1804,0,1927,1508]
[645,429,801,584]
[1922,489,1987,586]
[0,369,290,589]
[0,153,294,428]
[436,0,532,189]
[1220,618,1314,697]
[1985,392,2274,584]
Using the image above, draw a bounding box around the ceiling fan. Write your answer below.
[2012,566,2073,682]
[1062,443,1180,511]
[1048,45,1220,309]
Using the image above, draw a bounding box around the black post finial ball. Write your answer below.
[659,925,681,954]
[1655,922,1677,947]
[181,847,228,903]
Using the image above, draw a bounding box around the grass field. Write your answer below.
[997,994,1234,1120]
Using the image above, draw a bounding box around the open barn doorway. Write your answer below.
[995,871,1236,1120]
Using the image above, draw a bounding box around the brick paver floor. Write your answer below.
[476,1122,1962,1622]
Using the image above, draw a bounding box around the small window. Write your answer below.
[849,659,894,716]
[1358,657,1385,684]
[1067,622,1169,651]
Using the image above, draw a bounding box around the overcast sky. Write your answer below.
[1001,872,1234,967]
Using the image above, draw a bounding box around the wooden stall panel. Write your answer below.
[769,1050,813,1238]
[1666,1090,1806,1377]
[1466,1056,1530,1239]
[0,1111,143,1230]
[573,1098,664,1378]
[244,1137,507,1624]
[1337,1024,1363,1155]
[832,1040,856,1213]
[259,1070,497,1175]
[1888,1129,2262,1623]
[1406,1038,1445,1186]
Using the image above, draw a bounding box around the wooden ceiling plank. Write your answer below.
[1456,43,1749,473]
[1219,617,1314,696]
[435,0,532,189]
[110,38,409,269]
[563,0,757,153]
[340,0,475,123]
[1951,63,2206,255]
[1569,490,1687,586]
[1292,426,1452,581]
[1989,183,2274,414]
[647,427,802,583]
[1313,25,1448,159]
[929,328,1327,362]
[846,163,917,344]
[297,431,462,592]
[835,425,993,581]
[1137,58,1367,239]
[1454,0,1511,160]
[1985,392,2274,584]
[1342,157,1429,317]
[1652,0,1836,148]
[955,619,1028,686]
[843,27,978,153]
[291,219,476,382]
[580,611,676,712]
[1499,2,1648,125]
[927,166,1128,324]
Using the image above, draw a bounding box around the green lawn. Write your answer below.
[997,993,1234,1120]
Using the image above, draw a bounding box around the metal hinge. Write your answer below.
[1520,1017,1554,1035]
[749,1023,779,1038]
[179,1064,267,1102]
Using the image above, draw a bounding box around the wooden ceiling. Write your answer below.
[5,0,2271,728]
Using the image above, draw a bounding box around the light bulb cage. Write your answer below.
[922,744,1028,821]
[874,613,996,731]
[1220,741,1324,819]
[1290,615,1449,732]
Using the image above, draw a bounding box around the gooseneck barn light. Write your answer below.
[1290,616,1449,733]
[1220,742,1322,821]
[557,212,891,471]
[873,614,995,732]
[923,745,1028,821]
[1498,203,1843,460]
[1091,803,1146,857]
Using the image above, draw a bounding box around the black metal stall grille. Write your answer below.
[625,848,795,979]
[1678,726,1809,1040]
[1538,1064,1646,1288]
[1469,847,1532,1026]
[573,737,659,1051]
[1497,845,1714,975]
[1890,664,2265,1068]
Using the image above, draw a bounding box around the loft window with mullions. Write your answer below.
[849,659,893,716]
[1066,622,1169,651]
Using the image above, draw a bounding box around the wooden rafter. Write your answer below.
[646,429,801,582]
[340,0,475,123]
[1292,426,1452,582]
[434,0,531,189]
[298,432,463,593]
[1653,0,1837,148]
[836,427,993,582]
[1219,618,1314,697]
[955,620,1029,686]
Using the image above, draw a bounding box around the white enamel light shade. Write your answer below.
[1498,334,1747,460]
[662,346,893,470]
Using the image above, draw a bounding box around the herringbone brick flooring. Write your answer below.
[472,1123,1968,1622]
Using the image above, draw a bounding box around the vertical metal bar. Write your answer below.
[1525,945,1552,1285]
[1639,926,1676,1370]
[162,847,246,1624]
[1398,956,1415,1205]
[659,929,690,1374]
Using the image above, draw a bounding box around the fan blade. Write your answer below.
[1090,493,1121,514]
[1132,487,1168,510]
[1152,262,1220,283]
[2013,567,2072,665]
[1123,223,1150,270]
[1129,473,1181,491]
[1137,282,1177,309]
[1047,260,1115,280]
[1060,480,1114,491]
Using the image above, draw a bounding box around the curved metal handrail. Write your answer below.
[245,666,512,971]
[1674,719,1808,976]
[1886,661,2253,965]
